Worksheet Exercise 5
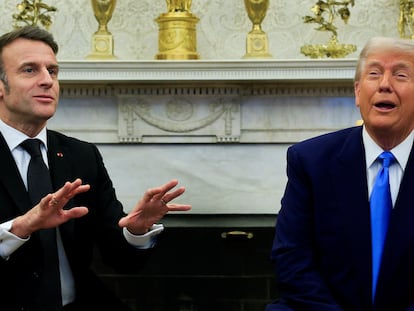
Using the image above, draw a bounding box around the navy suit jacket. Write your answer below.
[0,130,151,311]
[266,126,414,311]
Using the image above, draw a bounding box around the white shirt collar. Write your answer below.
[0,119,48,151]
[363,126,414,171]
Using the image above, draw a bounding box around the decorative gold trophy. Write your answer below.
[301,0,356,58]
[155,0,200,60]
[243,0,272,58]
[12,0,57,30]
[86,0,117,60]
[399,0,414,39]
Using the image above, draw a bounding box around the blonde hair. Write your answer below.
[355,37,414,81]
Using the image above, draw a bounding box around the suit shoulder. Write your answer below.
[47,129,95,148]
[288,126,362,164]
[293,127,359,150]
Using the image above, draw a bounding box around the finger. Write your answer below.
[159,179,179,192]
[63,206,89,219]
[161,186,186,203]
[55,180,90,201]
[165,204,192,212]
[142,179,179,202]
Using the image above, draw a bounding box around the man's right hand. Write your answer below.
[10,178,90,238]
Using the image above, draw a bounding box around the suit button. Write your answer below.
[33,271,39,278]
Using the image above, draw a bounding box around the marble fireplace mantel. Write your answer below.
[58,59,357,83]
[49,60,360,221]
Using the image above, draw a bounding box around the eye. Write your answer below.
[366,70,381,79]
[22,67,34,73]
[48,67,58,76]
[395,71,409,79]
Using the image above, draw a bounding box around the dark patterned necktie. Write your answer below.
[370,151,395,302]
[20,138,62,310]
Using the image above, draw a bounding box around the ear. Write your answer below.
[354,81,360,107]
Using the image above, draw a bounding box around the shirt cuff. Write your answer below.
[0,219,29,259]
[123,224,164,249]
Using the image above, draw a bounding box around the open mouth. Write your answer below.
[374,101,396,109]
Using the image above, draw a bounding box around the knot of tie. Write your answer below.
[20,138,43,158]
[20,138,52,206]
[378,151,395,169]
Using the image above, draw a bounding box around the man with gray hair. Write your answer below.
[0,25,191,311]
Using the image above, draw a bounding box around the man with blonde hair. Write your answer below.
[266,36,414,311]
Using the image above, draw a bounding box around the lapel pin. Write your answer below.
[57,152,64,157]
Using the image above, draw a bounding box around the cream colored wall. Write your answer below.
[0,0,402,61]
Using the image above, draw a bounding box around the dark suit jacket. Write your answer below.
[0,130,152,311]
[265,126,414,311]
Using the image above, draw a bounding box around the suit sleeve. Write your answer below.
[267,146,344,311]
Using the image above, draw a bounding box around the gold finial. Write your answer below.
[12,0,57,30]
[166,0,192,13]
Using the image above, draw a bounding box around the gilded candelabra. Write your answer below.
[155,0,200,60]
[12,0,57,30]
[243,0,272,58]
[399,0,414,39]
[86,0,117,60]
[301,0,356,58]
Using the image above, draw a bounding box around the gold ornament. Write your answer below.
[399,0,414,39]
[243,0,272,58]
[155,0,200,60]
[86,0,117,60]
[12,0,57,30]
[301,0,356,58]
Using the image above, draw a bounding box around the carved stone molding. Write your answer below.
[60,82,355,98]
[118,95,240,143]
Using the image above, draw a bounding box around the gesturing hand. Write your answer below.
[11,178,90,238]
[118,179,191,235]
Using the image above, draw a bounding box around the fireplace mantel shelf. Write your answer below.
[59,59,357,83]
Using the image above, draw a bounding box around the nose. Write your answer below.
[38,68,54,88]
[378,72,393,93]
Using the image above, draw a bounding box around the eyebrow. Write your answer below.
[366,60,412,70]
[18,61,59,70]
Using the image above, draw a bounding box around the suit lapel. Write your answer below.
[47,131,72,191]
[46,131,77,248]
[0,133,31,215]
[376,143,414,302]
[333,127,372,306]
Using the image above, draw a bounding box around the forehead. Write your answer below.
[364,49,414,69]
[2,38,57,67]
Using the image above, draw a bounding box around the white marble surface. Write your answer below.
[97,144,287,214]
[47,80,360,214]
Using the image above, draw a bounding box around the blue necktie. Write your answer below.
[370,151,395,302]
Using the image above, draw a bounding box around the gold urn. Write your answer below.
[86,0,117,60]
[155,0,200,60]
[243,0,272,58]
